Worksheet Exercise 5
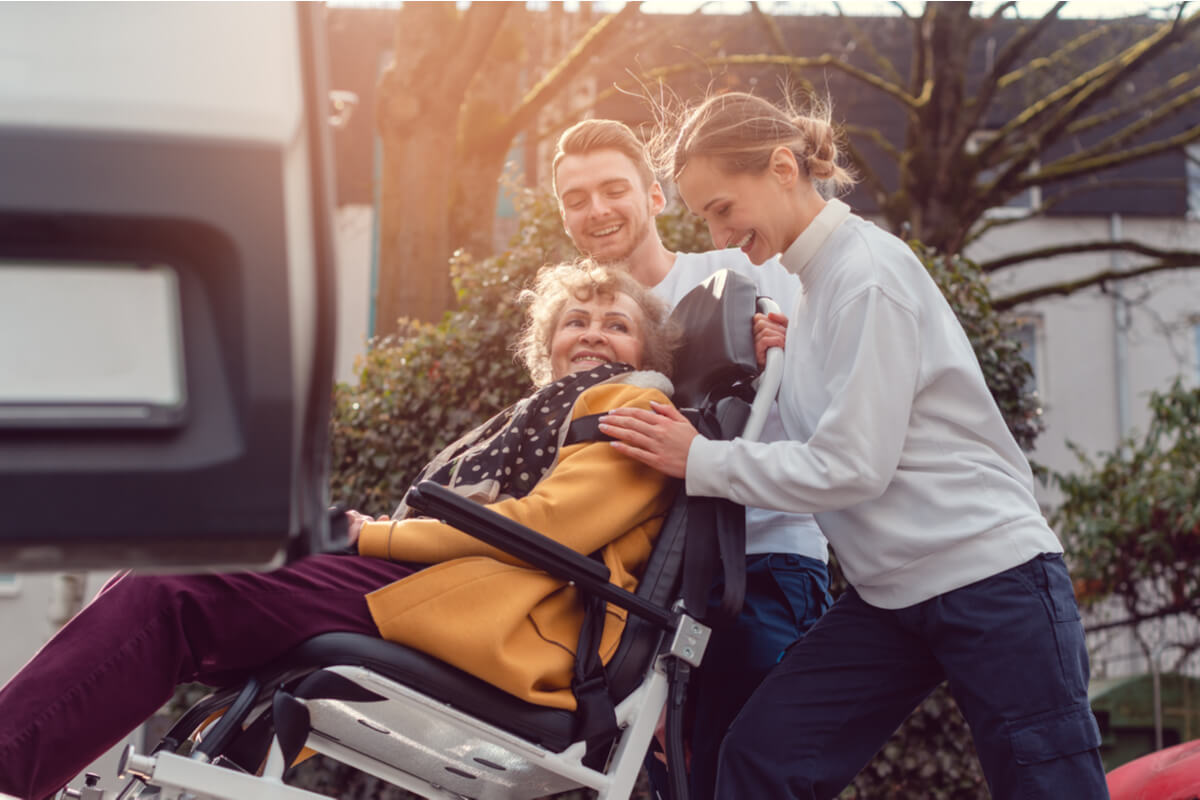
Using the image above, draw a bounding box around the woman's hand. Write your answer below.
[344,509,389,548]
[754,311,788,369]
[599,401,700,479]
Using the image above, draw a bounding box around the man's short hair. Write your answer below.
[552,119,657,198]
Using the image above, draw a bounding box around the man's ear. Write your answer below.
[769,146,800,187]
[648,180,667,216]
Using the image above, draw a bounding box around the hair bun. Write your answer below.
[792,116,838,180]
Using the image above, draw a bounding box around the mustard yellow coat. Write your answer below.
[356,380,675,711]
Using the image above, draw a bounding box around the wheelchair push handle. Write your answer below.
[743,295,784,443]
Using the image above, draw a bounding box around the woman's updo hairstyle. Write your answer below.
[515,259,680,387]
[663,91,855,194]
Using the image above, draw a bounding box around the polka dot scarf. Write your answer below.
[394,362,635,518]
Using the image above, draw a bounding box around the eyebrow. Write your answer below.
[563,307,636,321]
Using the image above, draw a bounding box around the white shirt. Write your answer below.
[686,201,1061,608]
[652,248,828,562]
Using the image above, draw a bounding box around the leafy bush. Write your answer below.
[1052,379,1200,617]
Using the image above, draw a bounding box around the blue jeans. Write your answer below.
[648,553,831,800]
[714,553,1109,800]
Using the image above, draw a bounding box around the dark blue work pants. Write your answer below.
[714,553,1109,800]
[648,553,831,800]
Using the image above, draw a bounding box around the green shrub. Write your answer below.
[1052,379,1200,613]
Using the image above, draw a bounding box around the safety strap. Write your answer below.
[571,591,620,768]
[678,407,746,625]
[567,410,745,624]
[562,408,746,781]
[563,413,611,447]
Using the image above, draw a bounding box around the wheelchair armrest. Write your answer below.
[406,481,673,629]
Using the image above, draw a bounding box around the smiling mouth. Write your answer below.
[571,352,611,365]
[731,230,756,252]
[590,224,622,238]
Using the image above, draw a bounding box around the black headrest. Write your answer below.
[668,269,759,408]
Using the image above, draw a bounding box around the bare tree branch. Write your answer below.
[988,2,1019,22]
[494,2,643,145]
[626,54,921,110]
[964,177,1185,247]
[1044,83,1200,174]
[444,3,513,99]
[1084,598,1200,633]
[1064,63,1200,138]
[981,8,1200,174]
[839,132,892,206]
[995,261,1200,310]
[843,122,904,164]
[748,2,817,97]
[832,1,907,86]
[952,2,1067,176]
[1026,121,1200,187]
[982,238,1200,273]
[973,11,1198,227]
[995,24,1115,90]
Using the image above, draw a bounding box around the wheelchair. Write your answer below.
[85,270,784,800]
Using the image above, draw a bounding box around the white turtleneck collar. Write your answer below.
[779,198,852,283]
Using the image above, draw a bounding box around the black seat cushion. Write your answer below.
[266,631,578,752]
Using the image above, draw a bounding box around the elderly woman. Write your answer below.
[0,260,682,800]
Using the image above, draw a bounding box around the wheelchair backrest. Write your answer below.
[604,269,762,703]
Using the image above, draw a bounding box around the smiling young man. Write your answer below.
[551,118,832,800]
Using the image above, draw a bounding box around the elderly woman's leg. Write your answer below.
[0,553,413,800]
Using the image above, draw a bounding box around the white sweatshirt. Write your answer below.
[652,249,828,563]
[686,200,1061,608]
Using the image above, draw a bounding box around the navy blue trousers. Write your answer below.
[648,553,831,800]
[714,553,1109,800]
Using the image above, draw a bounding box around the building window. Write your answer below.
[967,130,1042,218]
[1188,143,1200,220]
[0,573,19,597]
[1194,319,1200,380]
[1012,316,1043,398]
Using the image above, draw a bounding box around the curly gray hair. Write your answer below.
[516,259,680,386]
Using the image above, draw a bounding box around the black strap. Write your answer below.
[679,407,746,626]
[571,593,619,768]
[563,413,613,447]
[571,408,746,623]
[563,415,627,768]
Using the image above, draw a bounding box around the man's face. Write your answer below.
[555,149,665,263]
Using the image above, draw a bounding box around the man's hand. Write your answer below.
[753,311,787,369]
[344,509,389,549]
[599,401,700,479]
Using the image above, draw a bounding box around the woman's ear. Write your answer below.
[769,146,800,187]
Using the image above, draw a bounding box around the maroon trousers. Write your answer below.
[0,553,416,800]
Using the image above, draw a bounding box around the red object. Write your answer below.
[1108,739,1200,800]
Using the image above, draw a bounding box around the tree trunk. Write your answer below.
[374,3,511,334]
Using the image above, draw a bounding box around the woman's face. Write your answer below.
[549,291,645,381]
[677,153,802,265]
